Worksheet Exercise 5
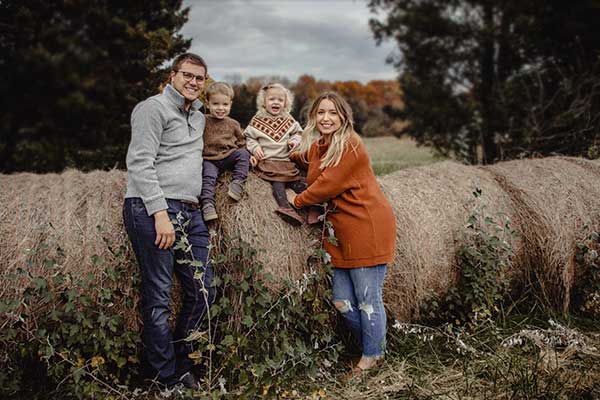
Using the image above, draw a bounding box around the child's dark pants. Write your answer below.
[271,180,306,208]
[201,148,251,206]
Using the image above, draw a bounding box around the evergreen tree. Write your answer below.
[0,0,190,172]
[369,0,600,163]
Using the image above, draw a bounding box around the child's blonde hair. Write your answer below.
[296,92,360,169]
[255,83,294,114]
[206,81,234,101]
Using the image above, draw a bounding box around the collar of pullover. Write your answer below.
[164,84,203,112]
[206,115,226,123]
[256,110,291,119]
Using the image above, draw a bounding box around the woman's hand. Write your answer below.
[154,210,175,249]
[254,147,265,161]
[250,155,258,167]
[287,139,299,150]
[286,189,297,207]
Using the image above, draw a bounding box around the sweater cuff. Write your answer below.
[144,197,168,216]
[288,135,301,145]
[293,196,303,209]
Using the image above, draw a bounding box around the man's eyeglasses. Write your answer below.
[175,70,206,83]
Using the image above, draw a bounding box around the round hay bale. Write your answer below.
[0,169,316,331]
[2,156,600,329]
[0,169,129,282]
[0,169,138,326]
[212,173,315,286]
[484,157,600,312]
[379,161,520,321]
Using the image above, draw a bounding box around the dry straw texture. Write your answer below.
[2,157,600,327]
[212,174,316,285]
[378,161,520,321]
[483,158,600,312]
[0,169,138,326]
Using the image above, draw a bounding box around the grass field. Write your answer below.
[324,314,600,399]
[363,136,442,175]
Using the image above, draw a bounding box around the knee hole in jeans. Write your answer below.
[334,300,353,313]
[358,302,375,320]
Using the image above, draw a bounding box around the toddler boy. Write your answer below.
[201,82,250,221]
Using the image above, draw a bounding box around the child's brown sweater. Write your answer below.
[203,115,245,161]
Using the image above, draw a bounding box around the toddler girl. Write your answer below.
[244,83,305,225]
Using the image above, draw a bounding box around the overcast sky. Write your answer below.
[180,0,398,83]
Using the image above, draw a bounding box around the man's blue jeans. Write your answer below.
[332,264,387,357]
[123,198,215,386]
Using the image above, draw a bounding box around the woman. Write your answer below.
[289,92,396,378]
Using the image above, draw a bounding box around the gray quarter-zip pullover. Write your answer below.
[125,84,205,215]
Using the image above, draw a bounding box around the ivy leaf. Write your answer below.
[221,335,235,347]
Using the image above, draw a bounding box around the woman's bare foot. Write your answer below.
[342,355,383,382]
[356,355,383,370]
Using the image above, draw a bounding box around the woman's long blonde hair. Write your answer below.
[296,92,360,169]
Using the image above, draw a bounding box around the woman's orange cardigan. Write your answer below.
[291,135,396,268]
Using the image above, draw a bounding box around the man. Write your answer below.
[122,52,214,390]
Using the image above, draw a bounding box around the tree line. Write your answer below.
[3,0,600,172]
[227,75,404,139]
[0,1,402,173]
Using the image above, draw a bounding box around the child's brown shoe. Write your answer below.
[307,206,322,225]
[228,179,244,201]
[202,203,218,222]
[275,207,304,226]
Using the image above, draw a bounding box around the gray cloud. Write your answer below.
[181,0,398,83]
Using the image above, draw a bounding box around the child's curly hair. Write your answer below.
[255,83,294,114]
